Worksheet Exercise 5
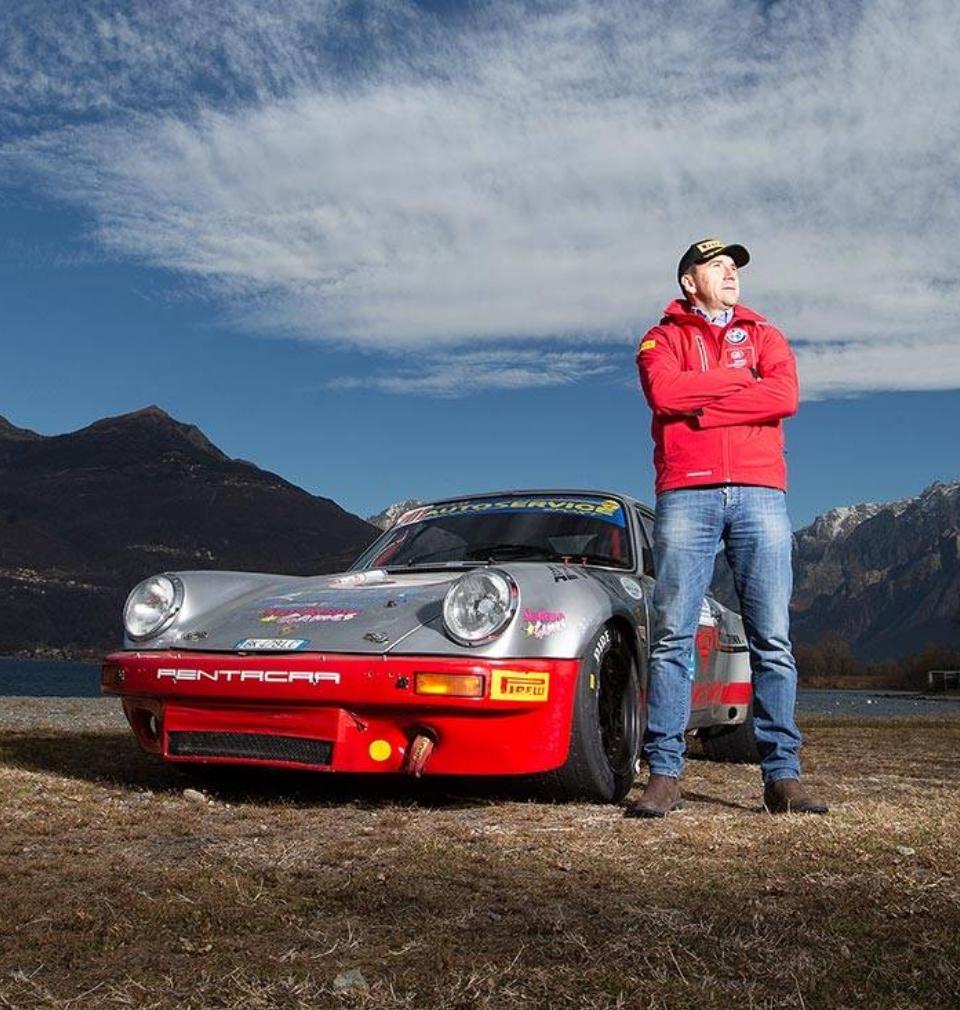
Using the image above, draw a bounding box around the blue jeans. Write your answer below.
[643,485,803,782]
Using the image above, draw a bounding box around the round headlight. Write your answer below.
[443,569,518,646]
[123,574,184,641]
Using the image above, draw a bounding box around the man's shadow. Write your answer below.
[0,729,539,809]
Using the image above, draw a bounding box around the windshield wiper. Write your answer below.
[384,560,483,570]
[465,544,557,562]
[568,552,631,569]
[466,545,629,568]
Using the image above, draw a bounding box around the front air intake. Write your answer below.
[168,731,333,766]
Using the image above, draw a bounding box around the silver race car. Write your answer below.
[103,490,757,802]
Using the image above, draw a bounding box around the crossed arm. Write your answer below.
[636,326,799,428]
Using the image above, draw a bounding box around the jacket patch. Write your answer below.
[640,339,656,351]
[723,346,756,369]
[725,328,748,344]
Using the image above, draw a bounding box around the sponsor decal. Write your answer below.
[396,496,626,527]
[259,606,360,624]
[236,638,309,651]
[696,239,725,254]
[619,577,643,600]
[723,345,756,370]
[725,328,748,344]
[523,608,566,639]
[548,564,579,583]
[490,669,550,702]
[593,628,612,664]
[639,339,656,352]
[157,668,340,684]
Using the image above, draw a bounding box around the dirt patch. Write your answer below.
[2,709,958,1009]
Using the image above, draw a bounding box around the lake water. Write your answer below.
[795,688,960,718]
[1,659,959,715]
[0,659,101,697]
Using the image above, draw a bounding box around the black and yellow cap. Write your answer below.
[677,238,750,283]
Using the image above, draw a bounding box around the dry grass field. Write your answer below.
[1,701,958,1010]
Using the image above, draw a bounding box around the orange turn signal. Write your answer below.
[100,664,123,689]
[414,672,484,698]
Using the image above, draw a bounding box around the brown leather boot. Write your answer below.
[763,778,828,815]
[623,773,682,818]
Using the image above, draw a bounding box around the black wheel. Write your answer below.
[699,700,762,764]
[534,624,641,802]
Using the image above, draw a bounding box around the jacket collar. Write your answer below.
[661,299,766,325]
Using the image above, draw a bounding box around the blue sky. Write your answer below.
[1,0,958,528]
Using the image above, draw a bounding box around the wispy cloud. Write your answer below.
[327,348,621,397]
[2,0,959,397]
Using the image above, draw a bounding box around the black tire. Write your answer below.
[699,701,762,764]
[534,624,641,802]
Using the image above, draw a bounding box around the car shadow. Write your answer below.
[0,729,547,809]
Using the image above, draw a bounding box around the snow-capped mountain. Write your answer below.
[790,480,960,659]
[366,499,424,531]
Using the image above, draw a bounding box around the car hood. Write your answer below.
[132,569,465,654]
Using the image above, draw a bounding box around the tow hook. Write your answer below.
[403,729,437,777]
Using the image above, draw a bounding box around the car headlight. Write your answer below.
[123,574,184,641]
[443,569,518,646]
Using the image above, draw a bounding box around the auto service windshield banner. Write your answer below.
[396,496,627,527]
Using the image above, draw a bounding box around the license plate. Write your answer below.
[235,638,309,651]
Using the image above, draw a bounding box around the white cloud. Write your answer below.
[327,348,621,397]
[2,0,959,396]
[796,339,960,398]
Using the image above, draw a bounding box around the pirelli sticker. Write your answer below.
[491,669,550,702]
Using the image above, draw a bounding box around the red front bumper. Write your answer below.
[102,651,581,776]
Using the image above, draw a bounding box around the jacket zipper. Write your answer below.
[696,327,732,482]
[716,325,732,482]
[694,333,709,372]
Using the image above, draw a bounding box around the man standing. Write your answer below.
[627,238,827,817]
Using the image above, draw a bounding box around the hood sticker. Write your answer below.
[523,608,567,639]
[259,606,360,624]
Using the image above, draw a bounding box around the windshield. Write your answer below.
[353,495,633,570]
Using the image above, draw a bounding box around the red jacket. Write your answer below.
[636,300,799,495]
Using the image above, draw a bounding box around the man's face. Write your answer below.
[682,254,740,311]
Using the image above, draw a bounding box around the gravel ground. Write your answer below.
[0,696,126,732]
[2,709,959,1009]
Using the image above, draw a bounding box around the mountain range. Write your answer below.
[789,480,960,660]
[0,407,378,658]
[0,406,956,661]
